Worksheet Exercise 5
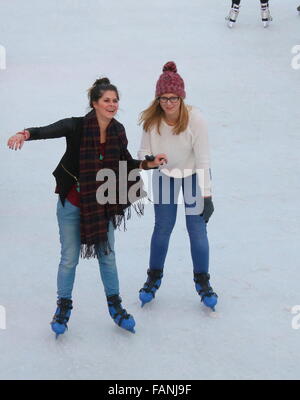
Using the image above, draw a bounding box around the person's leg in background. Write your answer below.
[260,0,272,28]
[226,0,241,28]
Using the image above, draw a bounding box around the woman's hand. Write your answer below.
[148,153,168,168]
[7,131,30,150]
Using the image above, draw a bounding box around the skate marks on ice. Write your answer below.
[138,293,221,325]
[184,298,221,319]
[200,306,220,319]
[45,323,113,379]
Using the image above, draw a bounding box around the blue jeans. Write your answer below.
[149,171,209,273]
[56,199,119,299]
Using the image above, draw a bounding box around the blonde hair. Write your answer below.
[139,98,190,135]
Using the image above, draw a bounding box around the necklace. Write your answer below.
[164,118,177,126]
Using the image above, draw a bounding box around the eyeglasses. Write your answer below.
[158,96,180,104]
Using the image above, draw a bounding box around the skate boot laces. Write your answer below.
[261,4,272,21]
[107,295,132,326]
[52,298,73,326]
[139,269,163,297]
[194,273,218,302]
[226,5,240,23]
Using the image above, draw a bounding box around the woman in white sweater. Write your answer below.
[137,61,218,311]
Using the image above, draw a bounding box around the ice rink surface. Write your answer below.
[0,0,300,380]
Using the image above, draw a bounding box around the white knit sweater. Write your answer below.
[137,106,212,197]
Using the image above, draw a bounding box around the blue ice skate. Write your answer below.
[107,295,136,333]
[194,273,218,311]
[50,298,73,338]
[139,268,163,307]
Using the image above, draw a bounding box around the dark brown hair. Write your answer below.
[88,77,119,109]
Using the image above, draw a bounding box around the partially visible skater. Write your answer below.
[7,77,165,337]
[226,0,272,28]
[137,61,218,311]
[298,5,300,14]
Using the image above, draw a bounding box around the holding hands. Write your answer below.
[146,153,168,168]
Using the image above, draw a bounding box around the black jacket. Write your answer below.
[27,117,141,205]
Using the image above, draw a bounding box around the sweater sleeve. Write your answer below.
[190,111,212,197]
[26,118,74,141]
[137,130,152,160]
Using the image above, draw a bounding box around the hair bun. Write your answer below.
[94,77,110,86]
[162,61,177,73]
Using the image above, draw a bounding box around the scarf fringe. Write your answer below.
[80,240,112,259]
[111,199,145,232]
[80,198,145,259]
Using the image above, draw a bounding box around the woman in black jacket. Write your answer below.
[7,77,166,337]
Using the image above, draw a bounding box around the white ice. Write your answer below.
[0,0,300,380]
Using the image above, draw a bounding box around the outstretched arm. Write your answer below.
[7,118,74,151]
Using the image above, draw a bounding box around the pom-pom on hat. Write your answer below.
[155,61,186,99]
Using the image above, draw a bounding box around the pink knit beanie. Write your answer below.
[155,61,186,99]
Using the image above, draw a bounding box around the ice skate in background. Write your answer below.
[261,2,272,28]
[226,3,240,28]
[226,0,272,28]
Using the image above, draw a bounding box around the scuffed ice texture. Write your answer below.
[0,0,300,380]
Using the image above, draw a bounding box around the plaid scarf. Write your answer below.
[79,109,146,259]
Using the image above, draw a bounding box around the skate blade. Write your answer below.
[51,323,67,338]
[140,299,152,307]
[203,302,217,312]
[128,328,136,334]
[227,21,234,28]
